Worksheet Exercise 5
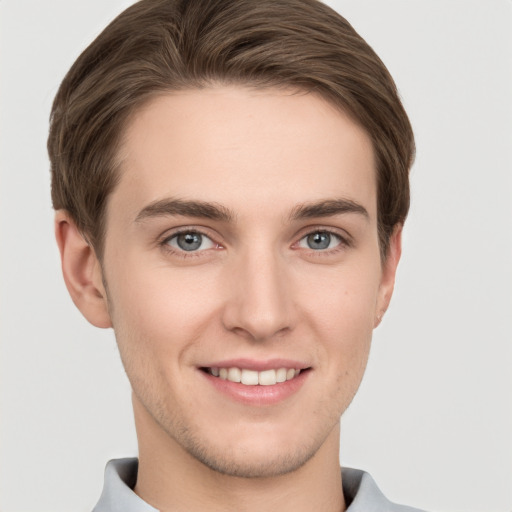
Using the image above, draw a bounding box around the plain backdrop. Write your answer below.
[1,1,511,511]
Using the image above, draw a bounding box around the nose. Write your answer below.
[221,248,296,342]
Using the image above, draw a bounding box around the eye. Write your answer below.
[297,231,343,251]
[166,231,216,252]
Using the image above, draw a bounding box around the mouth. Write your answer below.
[201,366,307,386]
[199,361,311,405]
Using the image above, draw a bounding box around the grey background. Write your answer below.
[1,1,511,511]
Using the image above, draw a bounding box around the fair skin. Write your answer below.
[56,86,401,512]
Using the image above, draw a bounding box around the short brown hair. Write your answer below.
[48,0,415,258]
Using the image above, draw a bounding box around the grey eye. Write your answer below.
[307,232,331,250]
[168,232,215,252]
[298,231,342,251]
[177,232,202,251]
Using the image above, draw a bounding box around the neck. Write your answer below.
[132,396,346,512]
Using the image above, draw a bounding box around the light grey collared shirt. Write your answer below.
[93,458,426,512]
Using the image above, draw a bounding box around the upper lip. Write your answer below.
[199,358,310,371]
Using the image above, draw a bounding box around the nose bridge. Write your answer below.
[223,243,294,340]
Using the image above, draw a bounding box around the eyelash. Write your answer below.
[159,228,221,258]
[294,228,352,254]
[158,227,352,259]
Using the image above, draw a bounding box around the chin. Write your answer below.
[156,409,340,479]
[181,436,319,478]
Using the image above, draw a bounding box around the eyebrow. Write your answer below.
[289,199,369,221]
[135,197,369,224]
[135,198,234,223]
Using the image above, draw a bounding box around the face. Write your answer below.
[96,86,399,477]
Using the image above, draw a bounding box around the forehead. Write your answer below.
[112,86,377,222]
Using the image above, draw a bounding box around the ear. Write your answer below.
[374,225,402,328]
[55,210,112,328]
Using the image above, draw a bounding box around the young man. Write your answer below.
[49,0,419,510]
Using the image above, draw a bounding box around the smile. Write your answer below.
[205,367,302,386]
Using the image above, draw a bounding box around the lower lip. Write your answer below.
[200,369,310,406]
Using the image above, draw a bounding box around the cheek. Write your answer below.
[297,260,381,333]
[106,261,221,355]
[296,262,380,386]
[105,265,206,405]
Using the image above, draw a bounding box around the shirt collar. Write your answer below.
[93,458,421,512]
[93,458,157,512]
[343,466,405,511]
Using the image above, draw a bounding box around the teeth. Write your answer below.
[241,369,259,385]
[258,369,276,386]
[228,367,241,383]
[276,368,287,383]
[209,366,302,386]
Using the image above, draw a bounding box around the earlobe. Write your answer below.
[374,225,402,328]
[55,211,112,328]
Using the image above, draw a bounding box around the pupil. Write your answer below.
[177,232,202,251]
[307,232,330,250]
